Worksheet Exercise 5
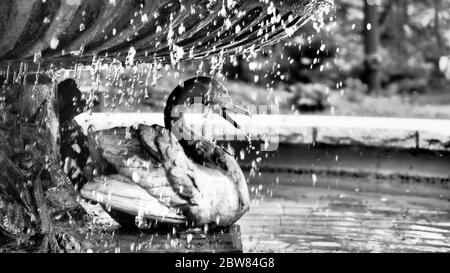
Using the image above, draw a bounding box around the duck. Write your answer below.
[80,77,250,228]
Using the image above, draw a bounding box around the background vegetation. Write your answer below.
[209,0,450,118]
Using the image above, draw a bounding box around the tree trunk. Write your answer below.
[364,0,381,93]
[433,0,443,78]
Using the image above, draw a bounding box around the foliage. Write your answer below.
[223,0,450,94]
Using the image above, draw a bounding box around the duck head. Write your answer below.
[163,76,250,133]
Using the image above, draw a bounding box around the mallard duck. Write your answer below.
[80,77,250,228]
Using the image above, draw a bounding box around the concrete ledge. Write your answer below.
[75,113,450,152]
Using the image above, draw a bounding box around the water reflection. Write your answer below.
[239,183,450,253]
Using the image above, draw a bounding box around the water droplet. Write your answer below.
[50,37,59,49]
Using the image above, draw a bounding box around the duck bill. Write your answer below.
[225,104,251,116]
[221,103,250,130]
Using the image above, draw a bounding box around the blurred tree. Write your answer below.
[363,0,381,93]
[432,0,444,77]
[220,0,450,94]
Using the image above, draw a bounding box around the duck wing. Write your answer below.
[83,127,189,218]
[80,174,186,224]
[138,124,199,203]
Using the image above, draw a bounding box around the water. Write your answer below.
[82,174,450,253]
[239,184,450,253]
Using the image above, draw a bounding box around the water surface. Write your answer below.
[239,184,450,252]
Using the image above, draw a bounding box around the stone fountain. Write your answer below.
[0,0,330,65]
[0,0,331,253]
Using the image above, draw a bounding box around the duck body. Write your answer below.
[82,124,249,228]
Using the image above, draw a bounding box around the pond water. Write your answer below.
[87,173,450,253]
[239,183,450,253]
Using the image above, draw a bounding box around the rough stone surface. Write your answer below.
[0,0,329,66]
